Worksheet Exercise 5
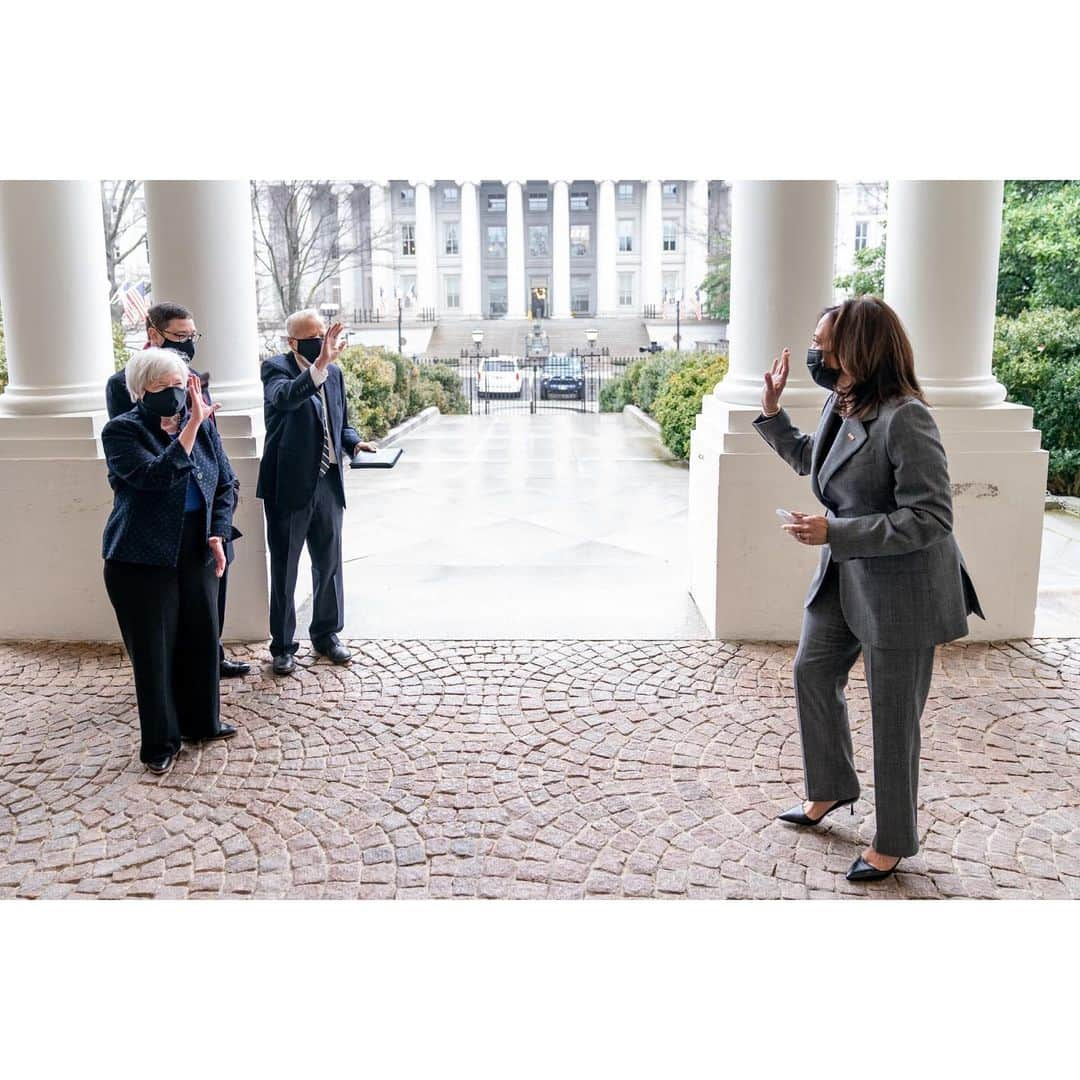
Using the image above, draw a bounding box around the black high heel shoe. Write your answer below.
[777,797,857,827]
[846,854,902,882]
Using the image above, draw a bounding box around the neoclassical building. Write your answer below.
[0,180,1044,646]
[254,180,885,323]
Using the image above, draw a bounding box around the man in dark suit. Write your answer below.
[106,300,250,678]
[257,309,376,675]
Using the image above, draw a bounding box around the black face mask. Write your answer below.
[806,348,841,391]
[160,336,196,362]
[141,385,187,418]
[294,337,323,364]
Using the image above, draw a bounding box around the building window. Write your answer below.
[617,219,634,253]
[442,186,459,203]
[663,271,681,301]
[662,220,678,252]
[662,182,679,200]
[398,275,417,305]
[570,191,590,211]
[570,224,590,257]
[618,272,634,308]
[854,220,869,251]
[571,276,591,314]
[487,193,506,212]
[445,275,461,309]
[488,276,507,316]
[528,192,548,212]
[528,225,549,257]
[617,182,634,202]
[400,186,415,206]
[487,226,507,257]
[444,222,459,256]
[401,223,416,256]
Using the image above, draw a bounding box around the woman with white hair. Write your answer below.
[101,347,240,774]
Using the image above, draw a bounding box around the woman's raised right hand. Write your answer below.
[762,348,790,416]
[186,373,219,427]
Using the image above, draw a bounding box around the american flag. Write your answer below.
[112,282,150,327]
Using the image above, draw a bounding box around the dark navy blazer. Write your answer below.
[105,365,242,551]
[101,405,236,568]
[256,352,361,513]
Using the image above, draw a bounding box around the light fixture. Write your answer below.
[472,329,484,345]
[585,327,599,345]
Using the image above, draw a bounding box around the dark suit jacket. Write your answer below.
[101,405,236,568]
[754,393,985,649]
[106,365,242,551]
[256,352,361,512]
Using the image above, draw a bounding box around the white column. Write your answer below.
[884,180,1044,640]
[688,181,838,639]
[0,183,130,638]
[884,181,1007,407]
[413,180,437,313]
[368,181,395,317]
[684,179,710,314]
[0,181,115,420]
[505,180,526,318]
[459,180,482,320]
[641,179,664,311]
[144,181,263,413]
[596,179,617,316]
[142,181,269,640]
[551,180,571,317]
[712,181,836,408]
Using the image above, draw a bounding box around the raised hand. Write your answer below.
[316,322,347,371]
[186,373,219,427]
[762,347,790,417]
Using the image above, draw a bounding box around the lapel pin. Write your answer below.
[847,432,855,440]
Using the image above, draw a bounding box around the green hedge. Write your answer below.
[599,351,689,414]
[600,349,729,460]
[652,354,730,460]
[993,307,1080,495]
[337,345,467,439]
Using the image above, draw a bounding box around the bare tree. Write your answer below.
[251,181,392,319]
[101,181,147,306]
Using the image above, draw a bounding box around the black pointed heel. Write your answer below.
[777,796,857,827]
[846,854,902,882]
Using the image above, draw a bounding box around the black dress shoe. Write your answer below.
[220,658,251,678]
[183,723,238,743]
[272,654,296,676]
[846,855,902,882]
[314,641,352,665]
[145,753,175,775]
[777,797,858,827]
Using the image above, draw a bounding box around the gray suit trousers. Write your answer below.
[793,560,934,857]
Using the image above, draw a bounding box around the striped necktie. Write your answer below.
[319,408,331,477]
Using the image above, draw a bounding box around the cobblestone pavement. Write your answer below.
[1,638,1078,900]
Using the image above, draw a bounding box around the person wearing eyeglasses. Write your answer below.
[257,309,377,676]
[102,349,240,774]
[106,301,250,680]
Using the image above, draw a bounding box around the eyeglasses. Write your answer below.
[156,327,204,343]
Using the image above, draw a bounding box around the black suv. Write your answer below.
[539,353,585,401]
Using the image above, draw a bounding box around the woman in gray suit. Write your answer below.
[755,296,984,882]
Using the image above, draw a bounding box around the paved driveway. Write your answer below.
[299,412,706,638]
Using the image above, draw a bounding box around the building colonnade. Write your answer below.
[0,180,1047,643]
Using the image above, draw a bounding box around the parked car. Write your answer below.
[539,353,585,401]
[478,355,523,398]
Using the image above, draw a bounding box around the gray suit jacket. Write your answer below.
[754,393,984,649]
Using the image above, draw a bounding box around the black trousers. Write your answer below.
[104,512,223,762]
[264,468,345,657]
[217,562,228,662]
